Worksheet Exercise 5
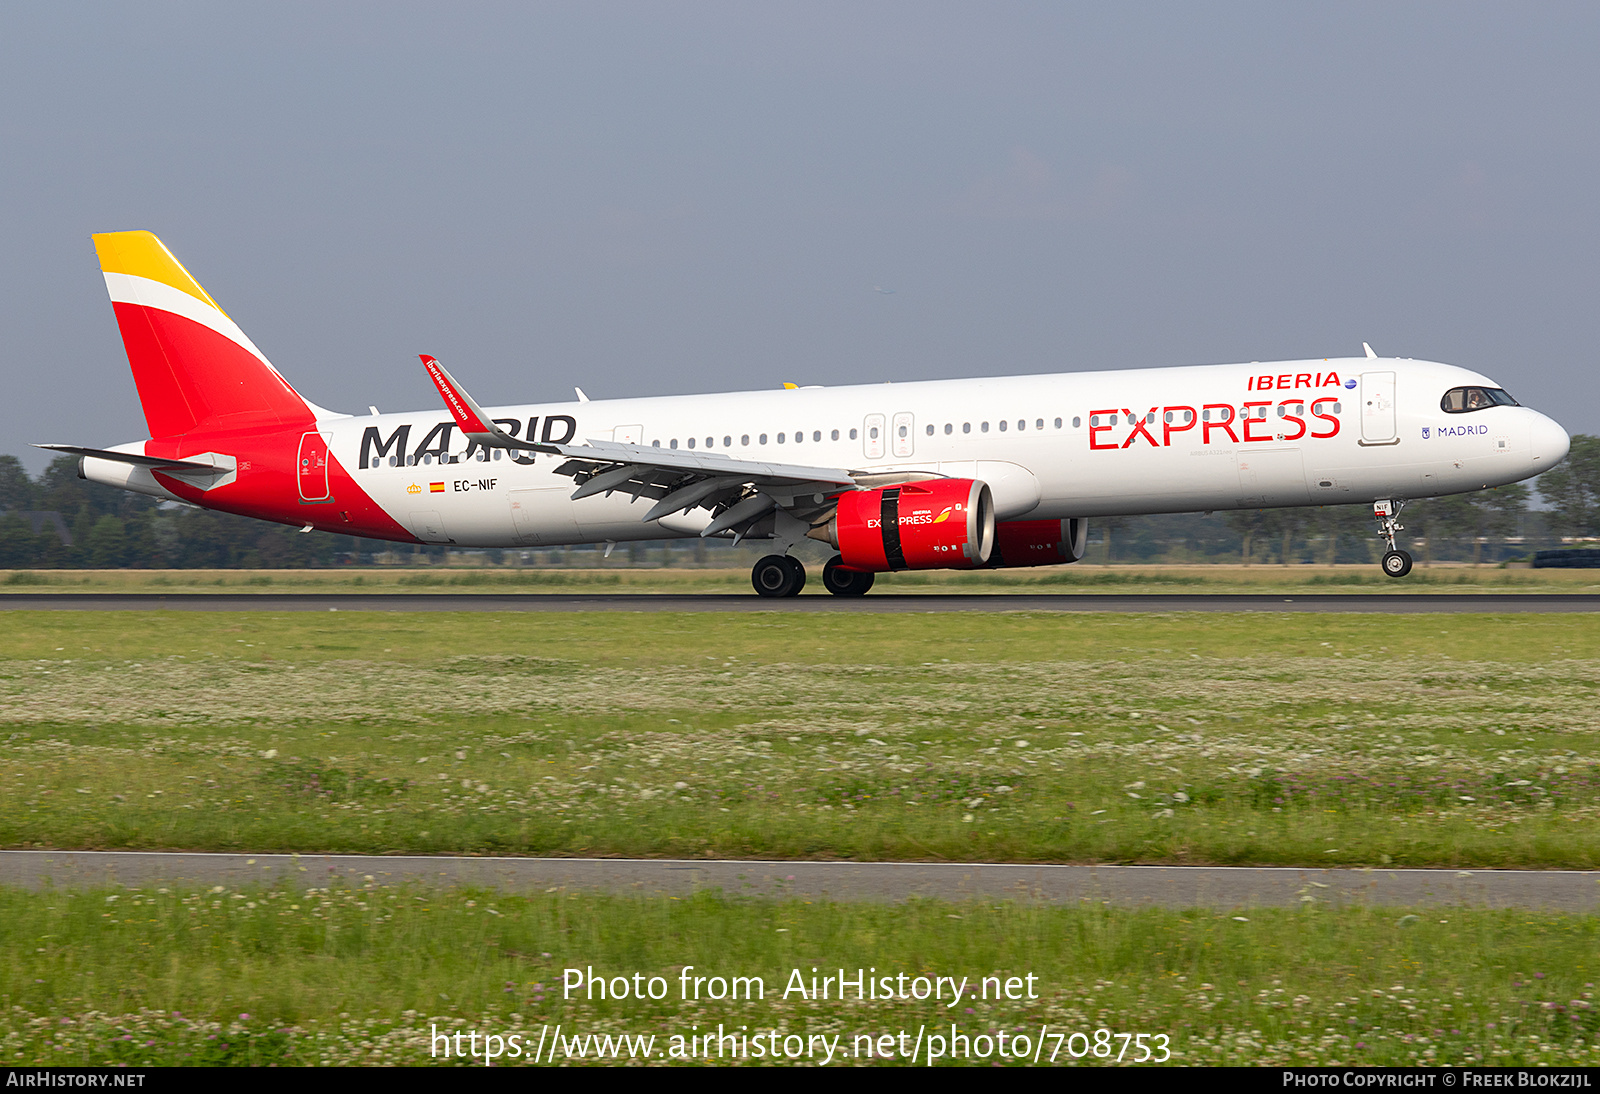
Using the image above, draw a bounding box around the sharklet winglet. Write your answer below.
[418,355,543,451]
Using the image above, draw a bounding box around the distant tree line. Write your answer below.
[0,439,1596,568]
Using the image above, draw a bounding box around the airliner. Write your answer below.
[41,231,1571,596]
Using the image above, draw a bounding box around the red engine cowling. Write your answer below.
[822,479,995,572]
[987,518,1088,568]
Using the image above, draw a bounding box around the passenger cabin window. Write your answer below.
[1441,386,1518,413]
[849,428,858,440]
[831,429,840,440]
[1068,417,1077,428]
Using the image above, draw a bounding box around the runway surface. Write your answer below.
[1,592,1597,612]
[5,851,1599,910]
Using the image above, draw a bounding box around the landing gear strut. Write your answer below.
[1373,499,1413,578]
[752,554,806,597]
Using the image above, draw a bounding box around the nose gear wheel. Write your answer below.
[1372,500,1413,578]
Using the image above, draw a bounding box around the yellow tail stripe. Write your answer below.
[92,231,227,315]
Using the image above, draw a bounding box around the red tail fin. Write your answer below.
[93,231,315,436]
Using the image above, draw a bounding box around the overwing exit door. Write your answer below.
[863,413,886,459]
[892,411,915,457]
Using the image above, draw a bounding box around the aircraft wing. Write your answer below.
[421,356,861,537]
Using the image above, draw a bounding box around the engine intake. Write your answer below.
[812,479,995,571]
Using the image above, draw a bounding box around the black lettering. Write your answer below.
[360,423,411,468]
[542,415,577,445]
[412,421,455,461]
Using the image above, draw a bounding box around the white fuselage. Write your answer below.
[320,356,1568,548]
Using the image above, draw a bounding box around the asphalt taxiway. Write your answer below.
[4,851,1597,909]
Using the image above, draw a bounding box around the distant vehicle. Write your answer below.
[44,231,1570,594]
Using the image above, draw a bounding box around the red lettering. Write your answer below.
[1242,401,1273,442]
[1276,374,1291,389]
[1257,375,1274,390]
[1202,404,1238,444]
[1294,373,1312,388]
[1121,407,1160,448]
[1246,376,1254,391]
[1322,372,1341,387]
[1279,398,1307,441]
[1310,398,1341,439]
[1088,409,1120,450]
[1162,406,1197,447]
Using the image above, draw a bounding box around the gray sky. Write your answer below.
[4,2,1596,472]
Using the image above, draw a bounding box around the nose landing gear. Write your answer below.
[752,554,807,597]
[1373,499,1413,578]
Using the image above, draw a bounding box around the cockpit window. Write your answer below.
[1441,386,1518,413]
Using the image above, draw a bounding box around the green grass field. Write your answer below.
[4,883,1599,1066]
[6,608,1600,1067]
[3,611,1598,867]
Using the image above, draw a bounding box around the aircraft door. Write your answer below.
[892,411,915,458]
[863,413,886,459]
[297,432,332,503]
[1360,372,1397,444]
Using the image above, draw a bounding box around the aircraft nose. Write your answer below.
[1529,411,1570,470]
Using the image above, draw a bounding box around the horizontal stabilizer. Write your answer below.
[33,443,220,473]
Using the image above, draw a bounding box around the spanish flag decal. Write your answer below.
[430,482,445,493]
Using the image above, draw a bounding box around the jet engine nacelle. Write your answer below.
[816,478,995,572]
[987,518,1088,568]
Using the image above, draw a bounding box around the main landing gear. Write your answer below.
[751,555,878,597]
[822,555,874,597]
[751,554,807,598]
[1373,499,1413,578]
